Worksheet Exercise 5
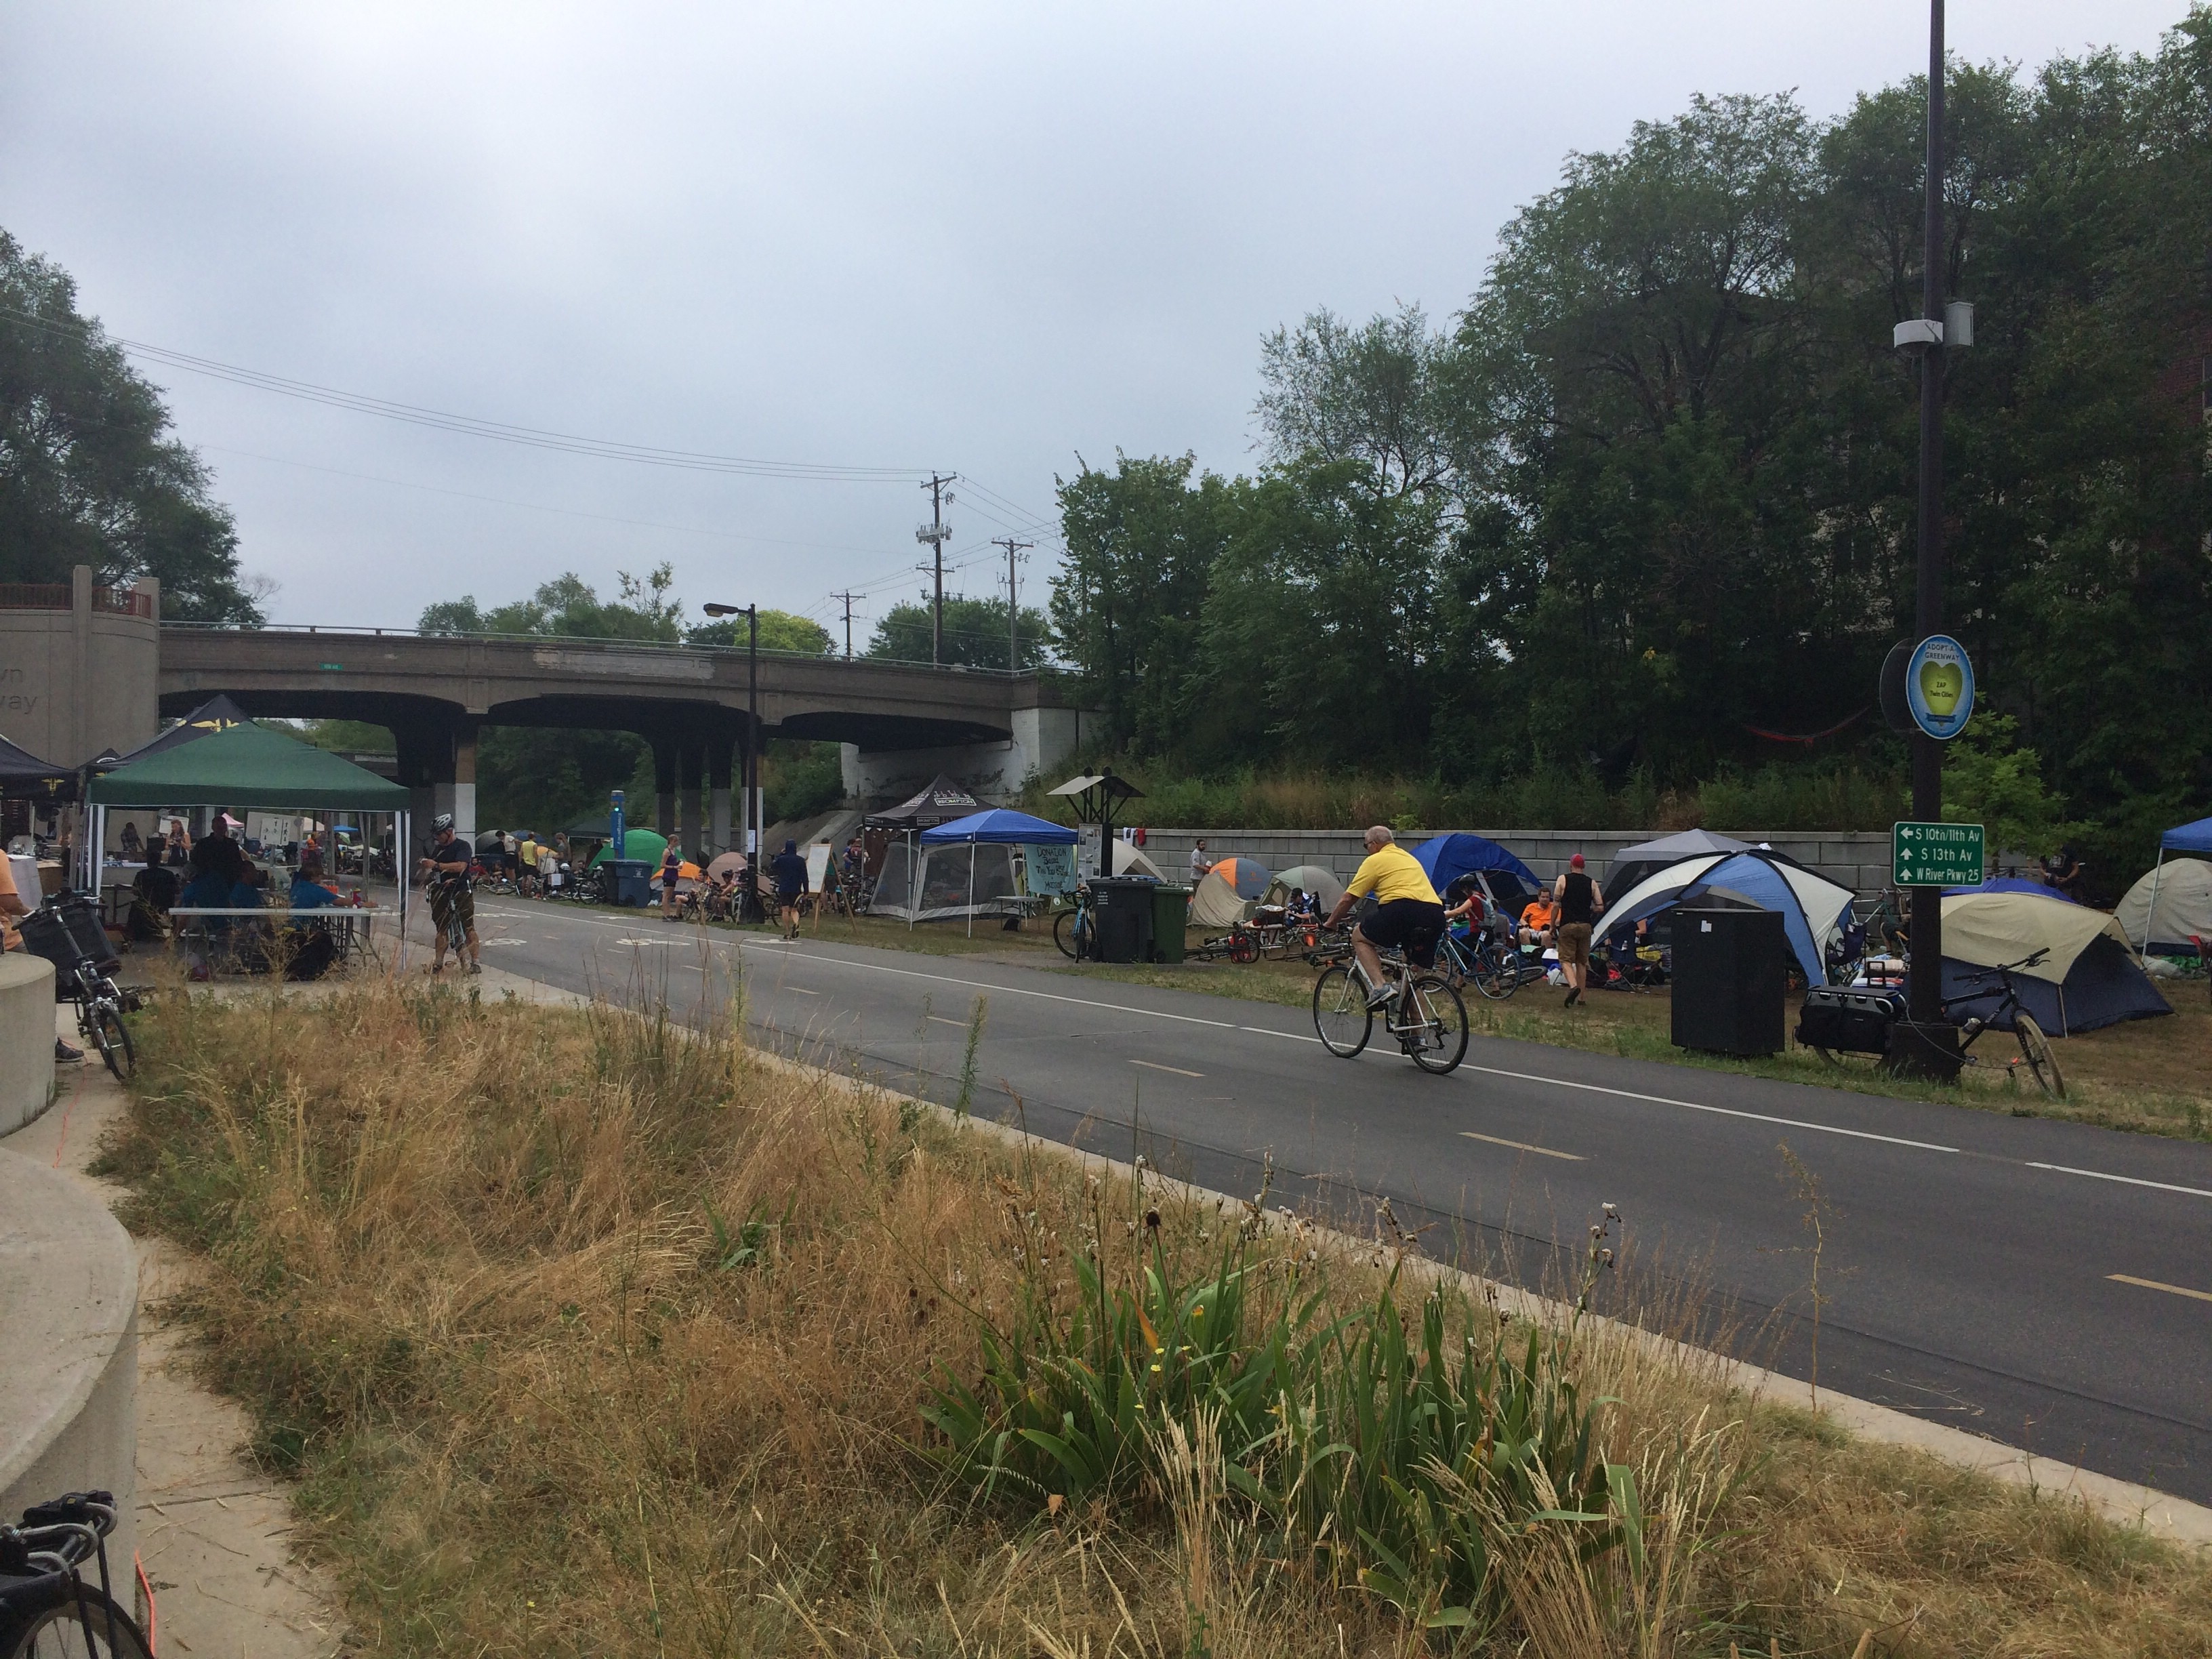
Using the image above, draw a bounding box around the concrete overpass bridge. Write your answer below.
[158,623,1088,848]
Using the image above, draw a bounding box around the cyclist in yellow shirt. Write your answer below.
[1323,825,1446,1009]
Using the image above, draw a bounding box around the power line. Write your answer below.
[0,303,933,483]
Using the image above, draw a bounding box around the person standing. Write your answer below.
[769,838,809,940]
[416,814,482,975]
[1188,838,1213,882]
[1552,853,1605,1006]
[661,838,684,920]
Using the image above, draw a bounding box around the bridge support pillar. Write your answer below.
[451,718,478,844]
[709,740,732,855]
[651,738,676,838]
[678,744,703,861]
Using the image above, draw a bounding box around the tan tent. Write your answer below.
[1189,858,1272,927]
[2113,858,2212,956]
[1264,863,1346,910]
[1109,839,1166,880]
[1939,890,2169,1034]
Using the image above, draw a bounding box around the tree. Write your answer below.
[419,565,684,641]
[865,595,1052,670]
[0,230,260,620]
[687,609,833,654]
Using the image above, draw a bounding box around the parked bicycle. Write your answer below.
[21,897,136,1081]
[0,1490,155,1658]
[1947,949,2065,1097]
[1312,947,1469,1074]
[1052,884,1097,960]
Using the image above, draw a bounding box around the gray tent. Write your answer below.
[1605,829,1754,901]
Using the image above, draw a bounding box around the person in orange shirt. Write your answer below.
[1518,892,1557,949]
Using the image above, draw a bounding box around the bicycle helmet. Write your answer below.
[432,813,455,834]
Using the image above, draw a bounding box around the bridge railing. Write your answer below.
[158,619,1066,681]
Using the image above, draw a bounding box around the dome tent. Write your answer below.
[1189,858,1272,927]
[1412,834,1540,909]
[1939,889,2169,1035]
[2113,857,2212,958]
[1263,863,1345,911]
[1601,851,1856,988]
[1601,829,1753,906]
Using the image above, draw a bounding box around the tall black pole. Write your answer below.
[747,604,759,859]
[1908,0,1947,1030]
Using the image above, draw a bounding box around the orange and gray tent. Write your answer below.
[1189,857,1273,926]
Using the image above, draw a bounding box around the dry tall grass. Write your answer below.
[102,979,2212,1657]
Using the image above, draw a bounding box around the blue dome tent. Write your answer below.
[1602,851,1856,987]
[1412,834,1540,909]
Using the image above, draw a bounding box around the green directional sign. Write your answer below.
[1892,820,1985,886]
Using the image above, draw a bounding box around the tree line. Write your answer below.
[1046,14,2212,876]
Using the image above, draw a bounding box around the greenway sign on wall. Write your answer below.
[1892,820,1985,886]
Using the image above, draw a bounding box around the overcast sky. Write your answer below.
[1,2,2190,638]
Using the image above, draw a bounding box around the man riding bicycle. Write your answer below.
[1323,825,1447,1008]
[416,813,482,976]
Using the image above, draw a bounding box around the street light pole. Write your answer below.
[703,601,760,857]
[1908,0,1948,1035]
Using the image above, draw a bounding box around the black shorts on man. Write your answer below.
[1358,897,1446,968]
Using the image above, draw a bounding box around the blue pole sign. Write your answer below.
[1904,634,1975,741]
[611,789,626,857]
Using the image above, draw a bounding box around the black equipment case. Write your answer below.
[1795,985,1905,1055]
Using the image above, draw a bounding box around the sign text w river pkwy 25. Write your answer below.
[1892,820,1985,886]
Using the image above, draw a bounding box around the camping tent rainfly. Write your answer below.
[1412,834,1540,909]
[1938,889,2169,1035]
[2112,858,2212,959]
[1601,851,1856,987]
[1189,858,1273,927]
[1264,863,1346,912]
[1603,830,1753,905]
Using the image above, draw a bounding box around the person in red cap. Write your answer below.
[1551,853,1605,1006]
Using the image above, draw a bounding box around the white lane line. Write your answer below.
[1132,1059,1204,1078]
[2108,1273,2212,1304]
[784,987,820,996]
[1461,1130,1582,1161]
[927,1015,970,1027]
[1457,1063,1959,1154]
[501,909,1973,1160]
[2029,1162,2212,1200]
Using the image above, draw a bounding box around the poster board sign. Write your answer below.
[1077,823,1104,880]
[1025,842,1076,897]
[806,843,832,890]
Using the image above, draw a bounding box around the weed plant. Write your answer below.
[99,977,2212,1656]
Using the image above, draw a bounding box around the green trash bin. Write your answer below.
[1149,884,1191,964]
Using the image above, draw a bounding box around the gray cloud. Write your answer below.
[1,1,2183,632]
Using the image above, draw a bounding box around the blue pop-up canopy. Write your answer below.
[2161,816,2212,854]
[920,808,1078,846]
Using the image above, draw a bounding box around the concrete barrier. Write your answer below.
[0,1149,138,1568]
[1,953,56,1135]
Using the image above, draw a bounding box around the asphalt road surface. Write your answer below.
[446,895,2212,1504]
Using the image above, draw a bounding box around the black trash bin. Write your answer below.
[1089,878,1155,964]
[603,858,655,908]
[1670,906,1786,1055]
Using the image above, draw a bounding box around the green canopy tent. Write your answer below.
[86,720,415,956]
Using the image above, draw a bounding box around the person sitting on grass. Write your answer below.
[1518,890,1557,950]
[769,839,809,940]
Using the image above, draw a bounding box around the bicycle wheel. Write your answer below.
[1470,946,1516,1002]
[1311,965,1372,1058]
[5,1594,155,1658]
[1405,975,1469,1075]
[2014,1012,2065,1098]
[1054,908,1080,959]
[1228,928,1258,965]
[85,1002,134,1082]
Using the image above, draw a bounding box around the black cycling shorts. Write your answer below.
[1359,897,1446,968]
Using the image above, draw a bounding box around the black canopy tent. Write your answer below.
[0,732,74,802]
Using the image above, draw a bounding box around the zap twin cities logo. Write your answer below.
[1904,634,1975,741]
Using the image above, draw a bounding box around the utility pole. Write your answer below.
[1908,0,1947,1038]
[834,590,856,659]
[916,472,956,665]
[992,536,1031,670]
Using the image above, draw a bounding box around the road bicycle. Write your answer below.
[21,899,135,1081]
[0,1491,155,1658]
[1947,949,2065,1097]
[1052,885,1097,960]
[1311,947,1469,1074]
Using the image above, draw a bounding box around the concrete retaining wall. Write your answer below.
[1,954,56,1135]
[1132,827,1897,896]
[0,1150,138,1567]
